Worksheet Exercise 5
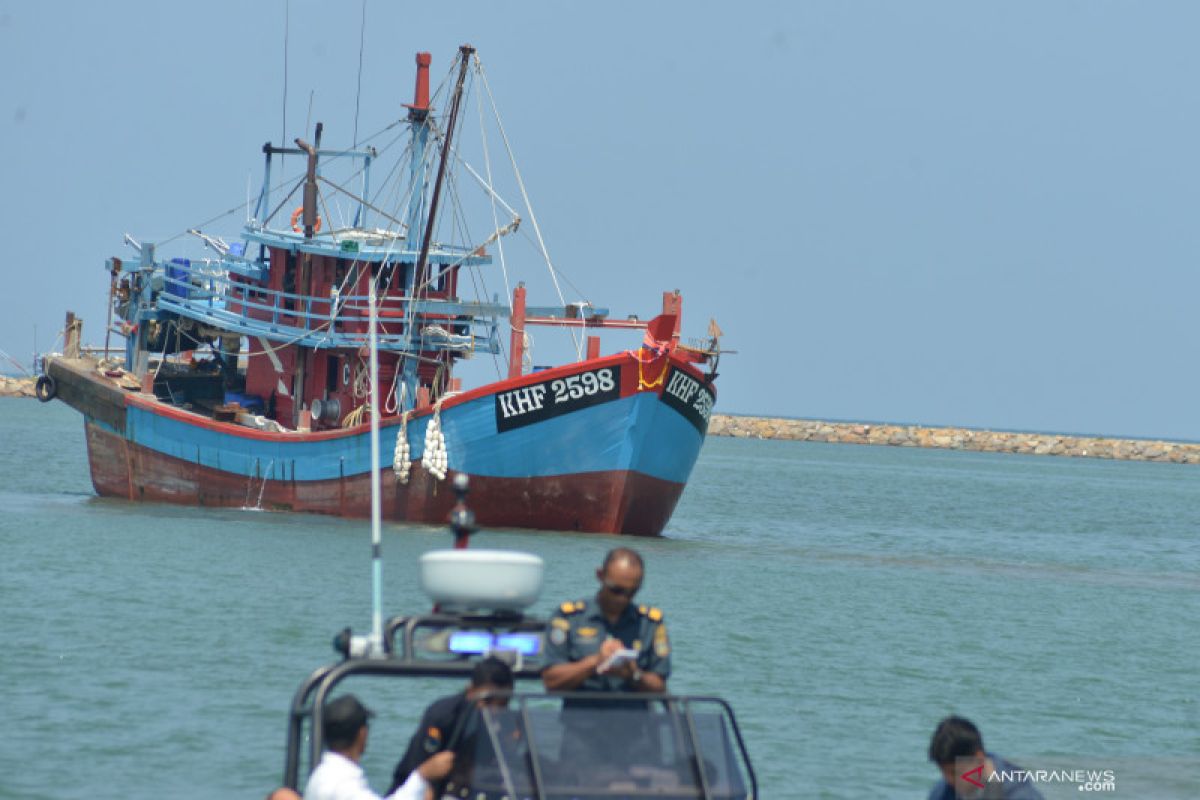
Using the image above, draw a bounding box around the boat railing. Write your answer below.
[152,259,505,353]
[285,659,756,800]
[284,611,755,798]
[242,226,494,269]
[146,257,660,349]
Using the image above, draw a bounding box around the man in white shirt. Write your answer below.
[303,694,453,800]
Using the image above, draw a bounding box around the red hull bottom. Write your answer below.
[84,422,684,536]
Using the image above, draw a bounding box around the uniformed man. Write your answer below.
[542,547,670,694]
[386,657,513,796]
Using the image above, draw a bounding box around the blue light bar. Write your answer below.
[446,630,542,656]
[494,632,541,656]
[447,631,493,654]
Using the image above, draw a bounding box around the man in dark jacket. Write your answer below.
[387,657,513,795]
[927,716,1044,799]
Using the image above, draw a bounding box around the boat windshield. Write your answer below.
[443,693,752,800]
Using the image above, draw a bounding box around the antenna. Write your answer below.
[281,0,290,172]
[368,267,383,655]
[353,0,367,147]
[340,256,386,660]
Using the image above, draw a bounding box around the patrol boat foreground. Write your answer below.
[39,45,724,535]
[284,480,757,798]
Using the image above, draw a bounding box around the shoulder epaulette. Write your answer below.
[638,605,663,622]
[559,599,586,615]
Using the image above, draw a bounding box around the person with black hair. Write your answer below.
[303,694,453,800]
[386,656,515,796]
[541,547,670,694]
[927,716,1044,799]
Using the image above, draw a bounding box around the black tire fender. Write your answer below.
[35,374,57,403]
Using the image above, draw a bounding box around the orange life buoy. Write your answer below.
[290,206,322,233]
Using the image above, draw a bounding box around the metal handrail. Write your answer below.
[159,270,410,328]
[155,264,503,352]
[285,656,758,799]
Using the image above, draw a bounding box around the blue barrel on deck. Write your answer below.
[167,258,191,299]
[223,391,264,412]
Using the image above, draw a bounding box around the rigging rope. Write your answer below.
[159,118,408,247]
[281,0,289,174]
[472,78,511,382]
[341,402,369,428]
[476,56,582,360]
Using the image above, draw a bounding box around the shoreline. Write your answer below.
[7,375,1193,464]
[708,414,1200,465]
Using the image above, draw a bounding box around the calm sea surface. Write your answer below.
[1,398,1197,799]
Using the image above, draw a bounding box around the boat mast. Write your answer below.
[398,53,433,412]
[399,45,474,411]
[402,52,433,240]
[415,44,474,297]
[292,123,323,428]
[296,124,323,238]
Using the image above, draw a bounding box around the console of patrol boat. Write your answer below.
[283,480,757,799]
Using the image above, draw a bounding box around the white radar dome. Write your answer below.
[419,549,544,612]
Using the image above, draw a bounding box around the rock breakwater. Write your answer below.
[708,414,1200,465]
[0,376,35,398]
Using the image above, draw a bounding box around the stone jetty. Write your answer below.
[0,376,35,398]
[708,414,1200,465]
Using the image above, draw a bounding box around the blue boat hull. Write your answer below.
[52,352,716,535]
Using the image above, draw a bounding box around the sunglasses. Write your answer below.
[603,581,640,598]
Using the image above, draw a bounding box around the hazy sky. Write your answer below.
[3,1,1199,440]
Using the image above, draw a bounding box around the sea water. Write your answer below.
[1,398,1196,799]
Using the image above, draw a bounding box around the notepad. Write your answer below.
[597,648,639,674]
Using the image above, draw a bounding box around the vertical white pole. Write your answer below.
[368,272,383,653]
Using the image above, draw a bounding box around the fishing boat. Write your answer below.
[39,45,723,536]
